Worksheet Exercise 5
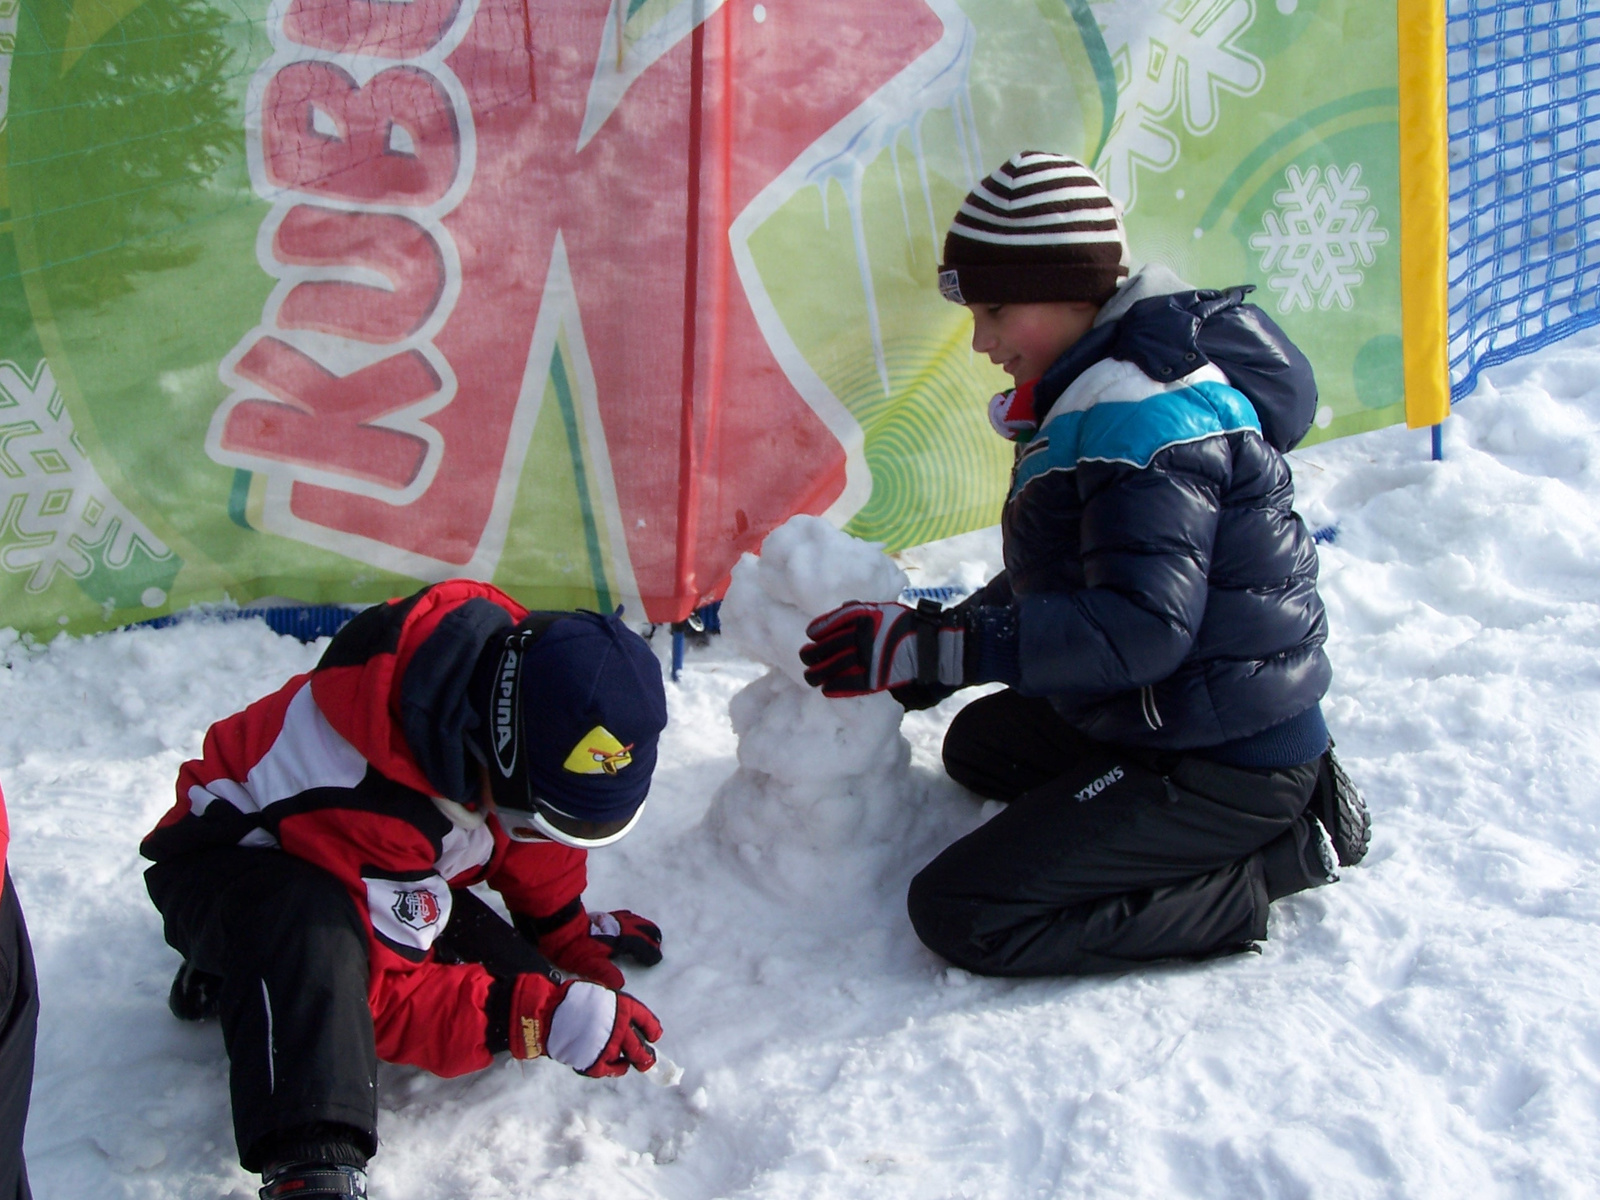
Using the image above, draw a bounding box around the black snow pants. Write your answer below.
[145,848,380,1172]
[0,871,36,1200]
[907,689,1323,976]
[145,846,550,1172]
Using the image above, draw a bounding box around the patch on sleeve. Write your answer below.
[364,872,453,959]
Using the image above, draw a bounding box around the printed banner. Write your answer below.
[1,0,1406,636]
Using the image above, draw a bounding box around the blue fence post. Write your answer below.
[1431,423,1443,462]
[667,602,719,682]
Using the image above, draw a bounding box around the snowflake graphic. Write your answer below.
[1249,164,1390,312]
[0,359,173,593]
[1093,0,1263,209]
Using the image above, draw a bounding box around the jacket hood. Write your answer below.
[398,598,516,805]
[309,583,526,803]
[1094,263,1195,326]
[1033,264,1318,452]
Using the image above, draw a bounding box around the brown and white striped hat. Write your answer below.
[938,152,1129,306]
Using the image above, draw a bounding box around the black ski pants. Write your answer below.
[907,690,1321,976]
[0,871,36,1200]
[145,848,380,1172]
[145,847,549,1172]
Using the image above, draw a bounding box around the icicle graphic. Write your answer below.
[847,161,890,394]
[889,140,915,255]
[799,0,982,395]
[727,0,988,525]
[949,89,976,190]
[910,119,941,258]
[959,87,981,182]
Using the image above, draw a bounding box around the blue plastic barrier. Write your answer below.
[136,604,359,644]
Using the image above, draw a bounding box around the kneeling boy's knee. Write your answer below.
[906,865,983,970]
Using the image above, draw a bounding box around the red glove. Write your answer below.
[800,600,965,697]
[509,974,662,1077]
[535,908,661,989]
[588,910,663,965]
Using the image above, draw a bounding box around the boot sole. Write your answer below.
[1318,749,1371,868]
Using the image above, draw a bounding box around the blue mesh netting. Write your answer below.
[1448,0,1600,401]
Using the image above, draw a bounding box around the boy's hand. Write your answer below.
[510,974,663,1077]
[800,601,964,697]
[533,908,661,989]
[588,910,663,967]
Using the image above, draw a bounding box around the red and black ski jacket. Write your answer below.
[142,581,598,1077]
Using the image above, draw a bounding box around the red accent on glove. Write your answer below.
[507,972,564,1061]
[537,910,626,989]
[539,909,663,989]
[506,973,663,1078]
[799,600,919,697]
[583,991,663,1078]
[590,910,663,965]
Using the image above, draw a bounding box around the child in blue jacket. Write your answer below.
[801,152,1369,976]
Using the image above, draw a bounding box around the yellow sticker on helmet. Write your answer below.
[563,725,634,775]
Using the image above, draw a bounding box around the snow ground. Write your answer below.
[7,331,1600,1198]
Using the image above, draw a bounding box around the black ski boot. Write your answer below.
[259,1163,368,1199]
[167,960,222,1022]
[254,1123,372,1199]
[1309,745,1371,867]
[1260,813,1339,901]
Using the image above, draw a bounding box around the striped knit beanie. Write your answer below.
[938,152,1128,306]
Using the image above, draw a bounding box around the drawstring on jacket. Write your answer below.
[1140,685,1164,731]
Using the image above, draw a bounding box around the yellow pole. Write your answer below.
[1397,0,1450,428]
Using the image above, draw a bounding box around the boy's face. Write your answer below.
[966,300,1100,383]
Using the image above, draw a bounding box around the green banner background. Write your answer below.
[0,0,1402,638]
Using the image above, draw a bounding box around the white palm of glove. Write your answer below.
[547,980,617,1071]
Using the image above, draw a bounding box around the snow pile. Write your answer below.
[716,514,908,686]
[8,335,1600,1196]
[704,515,917,900]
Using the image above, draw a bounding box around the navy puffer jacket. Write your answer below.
[986,271,1330,752]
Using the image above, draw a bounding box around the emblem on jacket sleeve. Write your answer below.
[392,887,443,931]
[562,725,634,775]
[365,873,453,958]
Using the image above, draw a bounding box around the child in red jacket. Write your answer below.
[1,781,38,1200]
[142,582,669,1199]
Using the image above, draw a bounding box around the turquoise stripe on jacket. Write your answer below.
[1011,381,1262,498]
